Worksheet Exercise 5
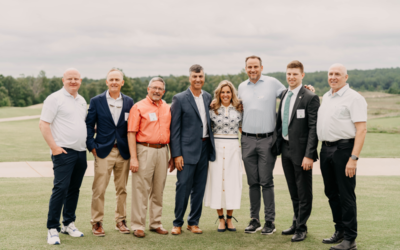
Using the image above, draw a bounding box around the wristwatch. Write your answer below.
[351,155,359,160]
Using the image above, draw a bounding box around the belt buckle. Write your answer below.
[255,133,259,140]
[324,141,331,147]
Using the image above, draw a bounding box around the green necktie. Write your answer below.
[282,91,293,137]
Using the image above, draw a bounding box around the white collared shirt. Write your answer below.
[106,90,123,126]
[281,84,302,140]
[190,88,208,138]
[317,84,367,142]
[106,90,123,144]
[40,87,87,152]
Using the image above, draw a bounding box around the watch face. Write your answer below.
[351,155,358,160]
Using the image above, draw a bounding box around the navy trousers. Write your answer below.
[47,148,87,230]
[173,140,209,227]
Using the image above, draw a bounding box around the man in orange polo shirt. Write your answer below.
[127,77,174,238]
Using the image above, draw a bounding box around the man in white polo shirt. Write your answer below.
[39,68,88,245]
[317,63,367,250]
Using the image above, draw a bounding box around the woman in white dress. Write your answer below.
[204,80,243,232]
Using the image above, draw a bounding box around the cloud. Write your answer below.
[0,0,399,78]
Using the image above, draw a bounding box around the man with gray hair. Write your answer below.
[86,68,134,236]
[128,77,173,238]
[39,68,87,245]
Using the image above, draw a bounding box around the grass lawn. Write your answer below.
[0,175,399,249]
[0,106,42,119]
[1,119,398,162]
[367,116,400,133]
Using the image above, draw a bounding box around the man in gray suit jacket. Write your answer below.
[272,60,319,242]
[169,64,216,235]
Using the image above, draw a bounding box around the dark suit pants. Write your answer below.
[173,140,209,227]
[320,141,357,241]
[47,148,87,230]
[281,141,312,232]
[242,135,276,222]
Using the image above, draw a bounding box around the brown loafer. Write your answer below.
[92,222,105,237]
[133,230,145,238]
[187,225,203,234]
[115,220,130,234]
[171,226,182,235]
[150,227,168,235]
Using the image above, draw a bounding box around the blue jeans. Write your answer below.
[47,148,87,230]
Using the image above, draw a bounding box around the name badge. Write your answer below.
[230,112,237,119]
[297,109,305,119]
[149,113,158,121]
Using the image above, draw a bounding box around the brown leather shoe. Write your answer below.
[115,220,130,234]
[92,222,105,237]
[150,227,168,235]
[187,225,203,234]
[171,226,182,235]
[133,230,145,238]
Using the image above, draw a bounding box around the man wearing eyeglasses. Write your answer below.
[86,68,134,236]
[127,77,174,238]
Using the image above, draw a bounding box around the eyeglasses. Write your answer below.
[149,86,165,92]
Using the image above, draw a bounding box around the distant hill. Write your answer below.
[1,67,399,107]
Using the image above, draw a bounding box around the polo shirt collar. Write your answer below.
[247,75,265,85]
[328,84,350,97]
[61,87,80,99]
[106,90,122,100]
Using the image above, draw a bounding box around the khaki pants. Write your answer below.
[130,144,168,231]
[90,147,130,225]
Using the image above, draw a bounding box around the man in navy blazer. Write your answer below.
[169,64,216,235]
[86,69,134,236]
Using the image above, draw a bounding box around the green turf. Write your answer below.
[0,106,42,119]
[0,175,399,249]
[367,116,400,133]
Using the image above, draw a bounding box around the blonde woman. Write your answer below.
[204,80,243,232]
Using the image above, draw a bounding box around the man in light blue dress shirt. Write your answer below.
[238,55,286,235]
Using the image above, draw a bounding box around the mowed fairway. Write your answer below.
[0,175,399,250]
[0,105,42,119]
[0,118,399,162]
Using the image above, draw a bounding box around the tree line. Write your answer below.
[1,67,400,107]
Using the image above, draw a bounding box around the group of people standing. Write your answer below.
[39,55,367,250]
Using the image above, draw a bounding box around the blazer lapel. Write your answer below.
[289,87,305,125]
[116,94,127,127]
[186,89,201,120]
[100,91,115,125]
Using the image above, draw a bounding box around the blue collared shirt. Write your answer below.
[238,75,286,133]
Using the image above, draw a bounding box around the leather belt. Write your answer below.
[242,132,273,139]
[322,139,355,147]
[202,137,209,142]
[138,142,167,149]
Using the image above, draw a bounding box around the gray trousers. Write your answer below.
[241,135,277,222]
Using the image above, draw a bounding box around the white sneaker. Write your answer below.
[47,229,61,245]
[61,222,84,237]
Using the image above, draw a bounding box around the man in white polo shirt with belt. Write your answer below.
[39,68,88,245]
[317,63,367,250]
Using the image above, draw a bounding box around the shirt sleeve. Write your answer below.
[275,79,286,98]
[40,95,58,123]
[127,104,141,132]
[349,95,368,123]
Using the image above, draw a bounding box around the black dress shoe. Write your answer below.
[261,221,276,235]
[291,231,307,242]
[282,225,296,235]
[323,231,344,244]
[330,240,357,250]
[244,218,261,233]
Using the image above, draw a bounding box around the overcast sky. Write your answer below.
[1,0,399,79]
